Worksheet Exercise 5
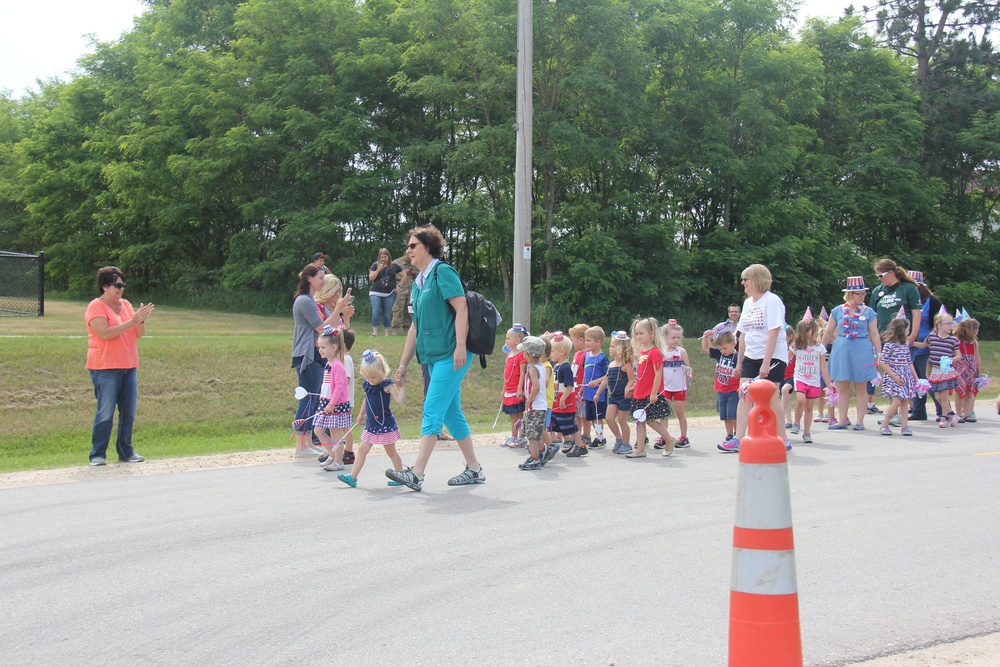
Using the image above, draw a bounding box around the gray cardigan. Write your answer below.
[292,294,323,371]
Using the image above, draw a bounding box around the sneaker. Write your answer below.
[653,437,666,450]
[561,442,575,454]
[581,435,592,445]
[866,404,883,414]
[510,438,526,449]
[880,426,892,436]
[588,438,606,449]
[813,416,824,423]
[965,411,977,423]
[90,457,107,466]
[386,467,424,491]
[674,437,690,449]
[337,473,358,487]
[618,442,633,455]
[501,437,516,447]
[784,422,794,430]
[957,416,966,423]
[889,415,903,427]
[122,453,144,463]
[517,437,528,447]
[938,419,949,429]
[343,451,355,465]
[900,427,913,436]
[820,416,830,423]
[308,445,327,455]
[785,439,792,451]
[565,445,589,458]
[947,413,959,427]
[518,457,542,470]
[828,422,849,430]
[717,437,740,453]
[541,444,559,465]
[387,479,402,486]
[318,454,330,465]
[802,433,812,444]
[789,424,800,435]
[294,450,317,458]
[611,438,624,454]
[323,460,345,471]
[625,449,646,458]
[448,467,486,486]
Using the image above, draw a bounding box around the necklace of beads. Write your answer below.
[842,302,865,340]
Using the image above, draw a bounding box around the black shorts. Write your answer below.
[584,401,607,421]
[741,358,787,384]
[550,411,579,436]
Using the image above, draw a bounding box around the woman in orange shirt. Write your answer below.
[85,267,155,466]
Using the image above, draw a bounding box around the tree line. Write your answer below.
[1,0,998,334]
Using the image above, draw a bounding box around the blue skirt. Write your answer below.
[828,336,877,383]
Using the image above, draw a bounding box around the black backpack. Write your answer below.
[433,263,502,368]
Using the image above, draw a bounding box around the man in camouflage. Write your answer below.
[391,254,419,334]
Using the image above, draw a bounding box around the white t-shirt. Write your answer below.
[793,344,826,387]
[737,291,788,363]
[344,353,356,408]
[662,346,688,392]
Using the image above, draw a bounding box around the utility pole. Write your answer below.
[512,0,533,330]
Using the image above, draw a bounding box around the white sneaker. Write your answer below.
[123,453,144,463]
[323,461,345,471]
[90,457,106,466]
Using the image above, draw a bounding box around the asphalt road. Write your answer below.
[2,416,999,666]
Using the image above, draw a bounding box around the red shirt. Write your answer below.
[633,346,663,400]
[502,351,525,404]
[784,356,796,380]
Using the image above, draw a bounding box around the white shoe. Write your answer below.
[323,461,345,471]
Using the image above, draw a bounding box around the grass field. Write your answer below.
[1,300,996,472]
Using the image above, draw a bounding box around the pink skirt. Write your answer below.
[363,428,401,445]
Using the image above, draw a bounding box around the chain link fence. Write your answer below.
[0,251,44,316]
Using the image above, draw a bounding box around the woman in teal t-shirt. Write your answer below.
[386,224,485,491]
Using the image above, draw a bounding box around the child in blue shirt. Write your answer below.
[582,326,609,447]
[702,330,740,443]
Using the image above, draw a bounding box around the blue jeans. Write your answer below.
[421,355,474,439]
[370,292,397,329]
[295,357,325,435]
[89,368,138,462]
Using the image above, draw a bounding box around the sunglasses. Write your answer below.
[110,282,126,289]
[407,242,421,250]
[875,271,889,279]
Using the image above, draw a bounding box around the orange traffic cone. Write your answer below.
[729,379,802,667]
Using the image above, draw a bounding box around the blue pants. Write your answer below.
[89,368,138,462]
[295,358,325,435]
[421,355,474,439]
[370,292,397,328]
[910,351,942,419]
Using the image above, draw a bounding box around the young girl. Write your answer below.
[595,331,636,454]
[500,324,528,447]
[791,319,829,443]
[878,317,918,436]
[627,317,675,458]
[314,327,351,471]
[337,349,406,487]
[954,319,981,422]
[656,320,693,449]
[915,313,961,428]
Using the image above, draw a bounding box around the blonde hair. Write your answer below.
[360,350,392,383]
[611,337,635,365]
[631,317,664,353]
[315,274,343,304]
[585,326,606,342]
[661,323,683,341]
[933,313,953,332]
[550,336,573,359]
[568,323,589,339]
[741,264,773,293]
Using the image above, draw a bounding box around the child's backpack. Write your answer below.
[433,263,502,368]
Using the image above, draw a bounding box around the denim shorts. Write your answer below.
[716,390,739,421]
[608,395,631,411]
